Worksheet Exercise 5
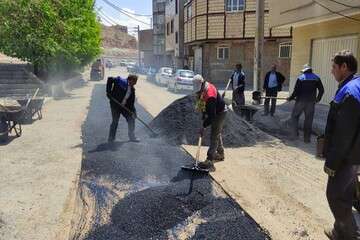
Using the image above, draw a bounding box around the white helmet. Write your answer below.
[193,74,205,83]
[193,74,205,92]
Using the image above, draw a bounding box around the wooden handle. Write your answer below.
[25,88,40,109]
[196,136,202,161]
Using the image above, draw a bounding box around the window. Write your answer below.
[226,0,245,12]
[171,19,174,33]
[217,47,230,60]
[167,22,170,35]
[187,5,192,20]
[175,0,178,14]
[279,42,292,58]
[175,32,178,43]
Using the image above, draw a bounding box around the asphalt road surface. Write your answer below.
[70,72,269,239]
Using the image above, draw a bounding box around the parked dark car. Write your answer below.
[90,58,105,81]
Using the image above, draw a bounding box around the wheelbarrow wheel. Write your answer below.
[14,122,22,137]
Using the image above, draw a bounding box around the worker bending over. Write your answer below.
[193,74,228,171]
[106,74,139,143]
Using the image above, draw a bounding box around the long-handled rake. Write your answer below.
[181,134,209,174]
[252,90,288,105]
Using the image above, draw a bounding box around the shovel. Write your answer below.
[252,90,288,104]
[181,134,209,174]
[108,94,158,138]
[222,78,233,106]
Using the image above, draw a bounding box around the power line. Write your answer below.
[313,0,360,23]
[111,0,152,17]
[101,0,151,26]
[325,0,360,9]
[96,9,119,25]
[96,10,116,25]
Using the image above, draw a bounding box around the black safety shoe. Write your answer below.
[198,160,215,172]
[324,228,340,240]
[129,137,140,143]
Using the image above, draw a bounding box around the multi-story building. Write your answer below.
[184,0,292,86]
[139,29,154,67]
[165,0,185,69]
[269,0,360,104]
[153,0,167,68]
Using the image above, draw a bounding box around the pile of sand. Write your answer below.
[150,95,268,147]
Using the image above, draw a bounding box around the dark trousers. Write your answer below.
[207,111,227,160]
[108,102,135,142]
[264,87,278,115]
[326,165,360,239]
[232,88,245,106]
[291,100,315,140]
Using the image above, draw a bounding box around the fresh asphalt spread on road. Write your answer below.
[70,81,270,239]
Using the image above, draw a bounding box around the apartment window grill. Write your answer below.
[279,42,292,58]
[217,47,230,60]
[226,0,245,12]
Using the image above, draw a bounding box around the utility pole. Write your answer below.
[137,25,141,68]
[253,0,264,92]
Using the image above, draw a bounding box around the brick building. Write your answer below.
[139,29,154,67]
[165,0,185,69]
[184,0,292,86]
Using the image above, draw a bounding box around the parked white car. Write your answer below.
[167,69,194,93]
[155,67,173,86]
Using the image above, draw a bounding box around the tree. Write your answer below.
[0,0,101,80]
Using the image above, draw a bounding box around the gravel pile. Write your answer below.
[150,95,268,147]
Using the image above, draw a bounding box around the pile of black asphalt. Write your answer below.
[150,95,269,147]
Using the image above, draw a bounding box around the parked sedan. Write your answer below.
[167,69,195,93]
[155,67,173,86]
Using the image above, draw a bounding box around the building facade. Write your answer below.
[269,0,360,104]
[153,0,167,68]
[165,0,185,69]
[139,29,154,67]
[184,0,292,86]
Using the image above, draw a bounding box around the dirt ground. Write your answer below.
[0,76,92,240]
[134,69,335,240]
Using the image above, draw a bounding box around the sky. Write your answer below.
[95,0,153,36]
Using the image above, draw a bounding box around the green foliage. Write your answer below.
[0,0,101,78]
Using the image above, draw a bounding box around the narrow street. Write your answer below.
[70,67,269,239]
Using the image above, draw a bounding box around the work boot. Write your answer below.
[198,159,215,172]
[324,228,340,240]
[129,137,140,143]
[213,153,225,162]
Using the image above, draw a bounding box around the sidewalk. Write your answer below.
[0,76,93,239]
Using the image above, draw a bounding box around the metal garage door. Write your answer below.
[311,35,359,104]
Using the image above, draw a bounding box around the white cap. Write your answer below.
[193,74,205,83]
[301,64,312,73]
